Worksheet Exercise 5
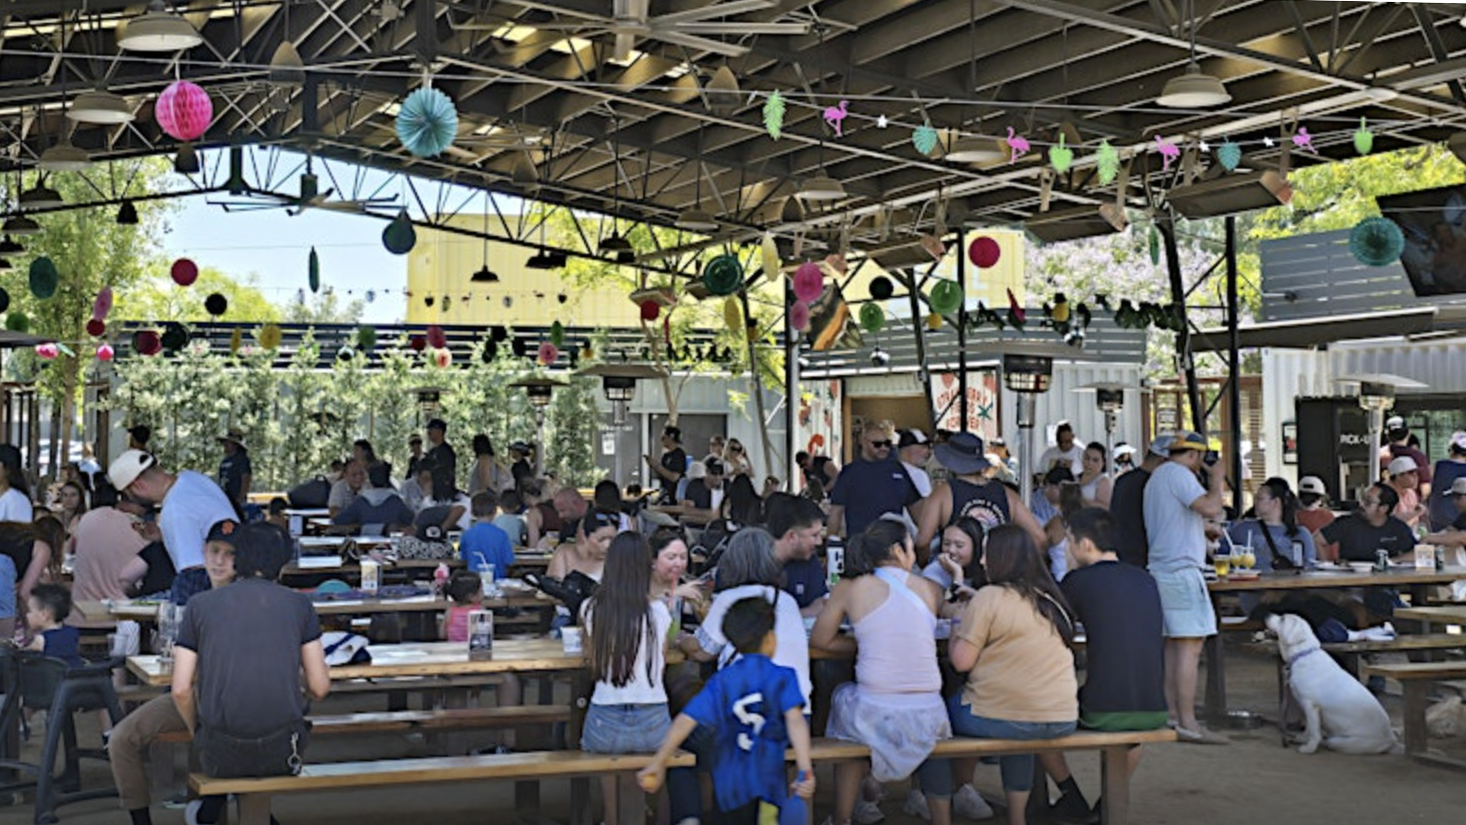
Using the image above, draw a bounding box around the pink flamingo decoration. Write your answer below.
[1155,135,1180,171]
[823,100,849,138]
[1005,127,1030,164]
[1292,127,1314,152]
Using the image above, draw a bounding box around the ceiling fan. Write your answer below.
[208,154,399,216]
[455,0,810,60]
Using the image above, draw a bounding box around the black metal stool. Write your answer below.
[0,645,125,824]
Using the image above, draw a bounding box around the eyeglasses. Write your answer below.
[728,444,743,452]
[869,440,892,448]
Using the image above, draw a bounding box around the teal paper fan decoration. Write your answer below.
[1349,217,1404,267]
[29,257,59,300]
[702,255,744,297]
[396,86,458,158]
[383,211,417,254]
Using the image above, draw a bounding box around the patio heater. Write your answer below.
[1077,382,1127,473]
[509,377,565,476]
[575,362,667,486]
[1341,374,1426,487]
[409,386,448,426]
[1003,354,1053,505]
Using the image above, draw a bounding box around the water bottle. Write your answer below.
[826,538,845,588]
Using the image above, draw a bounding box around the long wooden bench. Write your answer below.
[1362,660,1466,769]
[156,704,572,744]
[191,729,1176,825]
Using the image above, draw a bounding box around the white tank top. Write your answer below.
[852,568,941,694]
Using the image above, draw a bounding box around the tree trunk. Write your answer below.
[739,290,776,482]
[58,360,78,483]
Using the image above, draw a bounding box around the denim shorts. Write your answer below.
[1151,567,1217,638]
[580,702,672,754]
[947,693,1076,793]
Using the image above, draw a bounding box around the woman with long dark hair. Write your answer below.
[1227,477,1316,571]
[948,524,1077,825]
[922,516,988,616]
[813,518,952,825]
[581,532,672,825]
[467,434,513,496]
[56,480,89,536]
[0,445,33,522]
[722,473,763,527]
[1075,442,1113,508]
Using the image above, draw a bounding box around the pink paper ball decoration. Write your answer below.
[792,262,824,303]
[789,300,811,332]
[538,342,559,365]
[35,343,59,360]
[155,81,213,142]
[96,344,115,362]
[433,348,452,368]
[171,258,199,286]
[968,236,1001,268]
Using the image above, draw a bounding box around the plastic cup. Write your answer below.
[1213,554,1231,578]
[561,626,584,655]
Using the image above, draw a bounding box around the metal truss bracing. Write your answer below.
[5,1,1466,258]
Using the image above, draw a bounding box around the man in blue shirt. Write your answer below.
[460,490,514,575]
[828,421,921,538]
[765,493,828,616]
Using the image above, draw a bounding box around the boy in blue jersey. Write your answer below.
[459,490,514,574]
[639,597,815,825]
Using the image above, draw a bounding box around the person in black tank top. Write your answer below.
[948,475,1012,534]
[915,433,1047,559]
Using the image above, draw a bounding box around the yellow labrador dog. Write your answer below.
[1268,613,1398,754]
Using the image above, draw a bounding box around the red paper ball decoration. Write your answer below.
[792,262,824,303]
[538,342,559,365]
[134,330,162,356]
[433,348,452,368]
[409,334,427,352]
[640,300,660,322]
[86,319,106,337]
[96,344,115,362]
[968,236,1001,268]
[789,300,811,331]
[426,324,447,349]
[155,81,213,142]
[171,258,199,286]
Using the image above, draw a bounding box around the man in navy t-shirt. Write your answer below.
[1043,507,1168,821]
[766,493,828,616]
[828,422,920,538]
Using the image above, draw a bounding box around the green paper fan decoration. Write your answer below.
[1354,117,1374,156]
[356,326,377,351]
[383,211,417,255]
[1095,140,1119,185]
[550,320,565,346]
[928,279,964,314]
[1215,139,1242,172]
[763,90,785,141]
[308,247,321,292]
[858,302,885,333]
[5,312,28,332]
[396,86,458,158]
[1349,217,1405,267]
[1049,133,1074,173]
[29,257,59,300]
[912,122,939,156]
[702,254,744,297]
[1148,225,1160,265]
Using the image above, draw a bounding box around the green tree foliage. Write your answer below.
[283,288,366,324]
[1,158,172,466]
[114,266,281,323]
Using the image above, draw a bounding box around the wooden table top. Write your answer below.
[127,637,592,686]
[1207,566,1466,593]
[1393,604,1466,624]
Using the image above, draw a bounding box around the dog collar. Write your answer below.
[1286,646,1323,668]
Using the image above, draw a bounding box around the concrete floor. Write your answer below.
[3,639,1466,825]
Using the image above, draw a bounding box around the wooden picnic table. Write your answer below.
[1393,603,1466,627]
[1203,565,1466,719]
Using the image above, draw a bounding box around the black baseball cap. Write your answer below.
[426,418,447,432]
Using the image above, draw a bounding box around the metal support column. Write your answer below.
[956,229,970,432]
[906,269,937,433]
[785,275,801,491]
[1225,216,1243,515]
[1160,215,1205,434]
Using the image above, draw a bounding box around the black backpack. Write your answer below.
[287,476,331,509]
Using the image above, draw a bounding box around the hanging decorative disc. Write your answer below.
[928,279,964,314]
[1349,217,1405,267]
[383,211,417,254]
[858,302,886,333]
[29,257,59,299]
[869,276,894,301]
[702,254,743,297]
[396,86,459,158]
[205,293,228,316]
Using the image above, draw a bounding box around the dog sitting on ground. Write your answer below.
[1267,613,1399,754]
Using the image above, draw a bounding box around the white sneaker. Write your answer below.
[853,799,886,824]
[953,785,995,821]
[902,789,932,821]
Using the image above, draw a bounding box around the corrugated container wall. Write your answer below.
[998,361,1146,457]
[1260,348,1332,485]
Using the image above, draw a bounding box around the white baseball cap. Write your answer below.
[1113,443,1138,459]
[1298,475,1326,496]
[108,449,157,490]
[1386,415,1406,430]
[1387,455,1418,475]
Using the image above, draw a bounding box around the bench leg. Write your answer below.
[1401,681,1430,755]
[236,793,272,825]
[515,780,540,824]
[616,772,645,825]
[1202,602,1227,721]
[1100,747,1130,825]
[570,777,593,825]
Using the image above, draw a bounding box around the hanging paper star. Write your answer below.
[1263,135,1275,147]
[763,90,785,141]
[1095,140,1120,185]
[1199,140,1210,152]
[876,115,888,129]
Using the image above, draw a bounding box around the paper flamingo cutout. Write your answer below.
[1155,136,1180,171]
[823,100,849,138]
[1005,127,1030,164]
[1292,127,1314,152]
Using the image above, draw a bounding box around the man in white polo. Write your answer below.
[109,449,238,606]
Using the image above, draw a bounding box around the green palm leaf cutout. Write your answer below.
[913,122,939,156]
[1096,140,1119,185]
[763,91,785,141]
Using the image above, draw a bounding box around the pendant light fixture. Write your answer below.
[2,216,41,236]
[69,87,133,124]
[947,1,1007,166]
[797,24,845,203]
[470,192,499,283]
[677,126,718,232]
[600,115,634,258]
[174,143,200,174]
[268,1,305,86]
[39,139,91,172]
[116,200,140,225]
[117,0,203,52]
[19,182,64,210]
[1156,0,1230,108]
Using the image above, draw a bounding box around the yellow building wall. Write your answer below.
[406,214,644,328]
